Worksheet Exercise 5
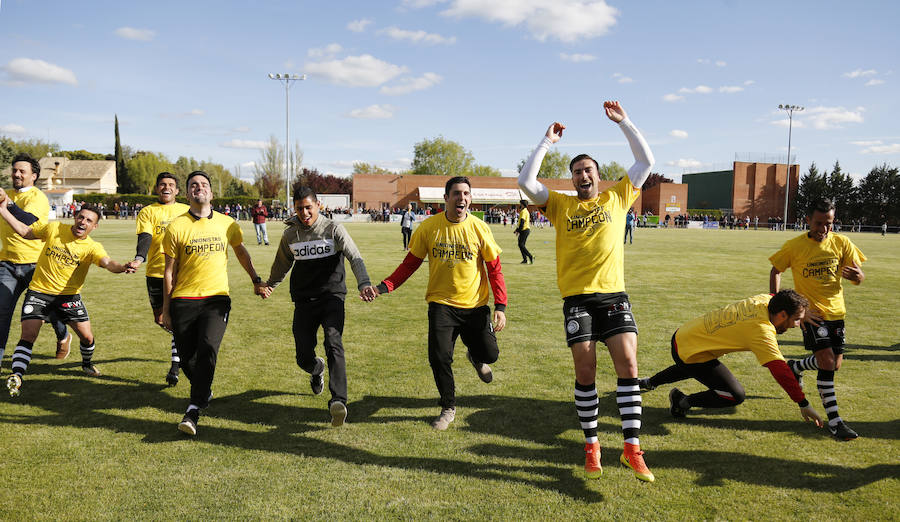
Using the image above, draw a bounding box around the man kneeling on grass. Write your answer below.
[639,290,824,430]
[0,195,132,396]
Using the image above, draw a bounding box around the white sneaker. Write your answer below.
[431,407,456,430]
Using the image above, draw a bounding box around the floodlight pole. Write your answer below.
[777,104,804,229]
[268,73,306,210]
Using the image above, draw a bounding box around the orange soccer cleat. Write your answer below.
[620,442,654,482]
[584,441,602,478]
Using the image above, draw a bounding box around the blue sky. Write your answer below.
[1,0,898,182]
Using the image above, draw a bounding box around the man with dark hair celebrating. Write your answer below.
[769,198,866,440]
[375,176,507,430]
[0,154,70,368]
[127,172,189,386]
[162,171,266,436]
[517,101,655,482]
[639,290,823,428]
[514,199,533,264]
[0,200,132,396]
[263,186,377,426]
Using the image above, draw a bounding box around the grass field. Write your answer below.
[0,218,896,520]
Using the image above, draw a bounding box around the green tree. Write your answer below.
[795,162,827,217]
[472,164,501,177]
[352,162,395,176]
[114,114,128,193]
[254,135,284,199]
[824,160,856,213]
[410,136,474,177]
[173,156,200,188]
[0,136,14,168]
[60,150,107,160]
[597,161,627,181]
[854,163,899,225]
[126,152,175,194]
[225,177,259,198]
[516,148,572,179]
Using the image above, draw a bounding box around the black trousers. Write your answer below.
[402,227,412,249]
[293,295,347,404]
[517,229,532,261]
[649,333,746,408]
[171,296,230,408]
[427,303,499,409]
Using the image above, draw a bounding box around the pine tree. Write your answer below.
[795,162,827,217]
[114,114,128,193]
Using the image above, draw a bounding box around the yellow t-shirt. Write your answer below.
[544,177,639,298]
[769,233,866,320]
[163,211,243,298]
[675,294,784,365]
[135,202,190,278]
[0,187,50,264]
[29,221,108,295]
[519,208,530,231]
[408,213,501,309]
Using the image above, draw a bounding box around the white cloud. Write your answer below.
[307,43,343,59]
[306,54,407,87]
[696,58,710,65]
[804,105,865,130]
[662,93,684,102]
[678,85,713,94]
[560,53,596,63]
[612,72,633,83]
[744,80,755,85]
[380,72,442,95]
[232,126,250,133]
[221,139,269,149]
[241,161,256,168]
[380,27,457,45]
[3,58,77,86]
[442,0,619,43]
[719,85,743,93]
[346,104,396,119]
[842,68,877,78]
[114,27,156,41]
[189,108,204,116]
[850,140,882,146]
[403,0,447,7]
[347,19,373,32]
[771,118,805,129]
[865,78,885,86]
[861,143,900,154]
[0,124,26,135]
[666,158,705,168]
[715,60,727,67]
[669,129,688,139]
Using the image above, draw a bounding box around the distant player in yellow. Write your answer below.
[769,198,866,441]
[162,171,265,436]
[514,199,533,264]
[0,154,71,366]
[0,198,132,396]
[126,172,189,386]
[517,101,655,482]
[374,176,508,430]
[639,291,824,430]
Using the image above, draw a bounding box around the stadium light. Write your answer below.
[268,72,307,209]
[777,104,804,229]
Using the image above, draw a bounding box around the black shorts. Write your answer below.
[562,292,637,346]
[21,289,89,323]
[146,276,164,310]
[802,319,845,355]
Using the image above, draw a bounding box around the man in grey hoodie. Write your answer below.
[263,186,378,426]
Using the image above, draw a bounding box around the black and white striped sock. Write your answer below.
[10,340,34,376]
[575,381,599,444]
[617,378,642,446]
[170,337,180,366]
[817,370,841,427]
[795,354,819,372]
[80,341,95,366]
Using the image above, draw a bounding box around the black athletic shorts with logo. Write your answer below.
[146,276,164,310]
[21,289,89,323]
[562,291,637,346]
[802,319,845,355]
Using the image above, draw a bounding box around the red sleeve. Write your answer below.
[485,257,507,311]
[764,360,805,403]
[381,252,424,292]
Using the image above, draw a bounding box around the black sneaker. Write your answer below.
[638,377,655,391]
[828,421,859,441]
[310,357,325,395]
[165,364,180,387]
[178,409,199,436]
[788,359,803,389]
[669,388,688,418]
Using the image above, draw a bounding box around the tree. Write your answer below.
[643,172,674,190]
[824,160,856,213]
[114,114,128,193]
[854,163,899,225]
[597,161,627,181]
[352,162,395,176]
[795,162,827,217]
[293,168,352,195]
[254,135,284,199]
[472,164,501,177]
[516,148,572,179]
[410,136,474,176]
[224,177,259,198]
[289,140,304,185]
[125,152,175,194]
[60,150,107,160]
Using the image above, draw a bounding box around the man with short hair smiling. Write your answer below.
[375,176,508,430]
[0,198,132,396]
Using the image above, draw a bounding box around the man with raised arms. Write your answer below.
[639,290,823,429]
[517,101,655,482]
[769,198,866,440]
[374,176,507,430]
[0,199,131,396]
[162,171,265,436]
[126,172,190,386]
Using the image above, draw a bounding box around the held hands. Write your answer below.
[603,100,627,123]
[124,259,142,274]
[359,285,378,302]
[545,122,565,144]
[254,282,272,299]
[492,310,506,332]
[799,404,824,428]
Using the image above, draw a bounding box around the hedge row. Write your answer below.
[77,194,282,208]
